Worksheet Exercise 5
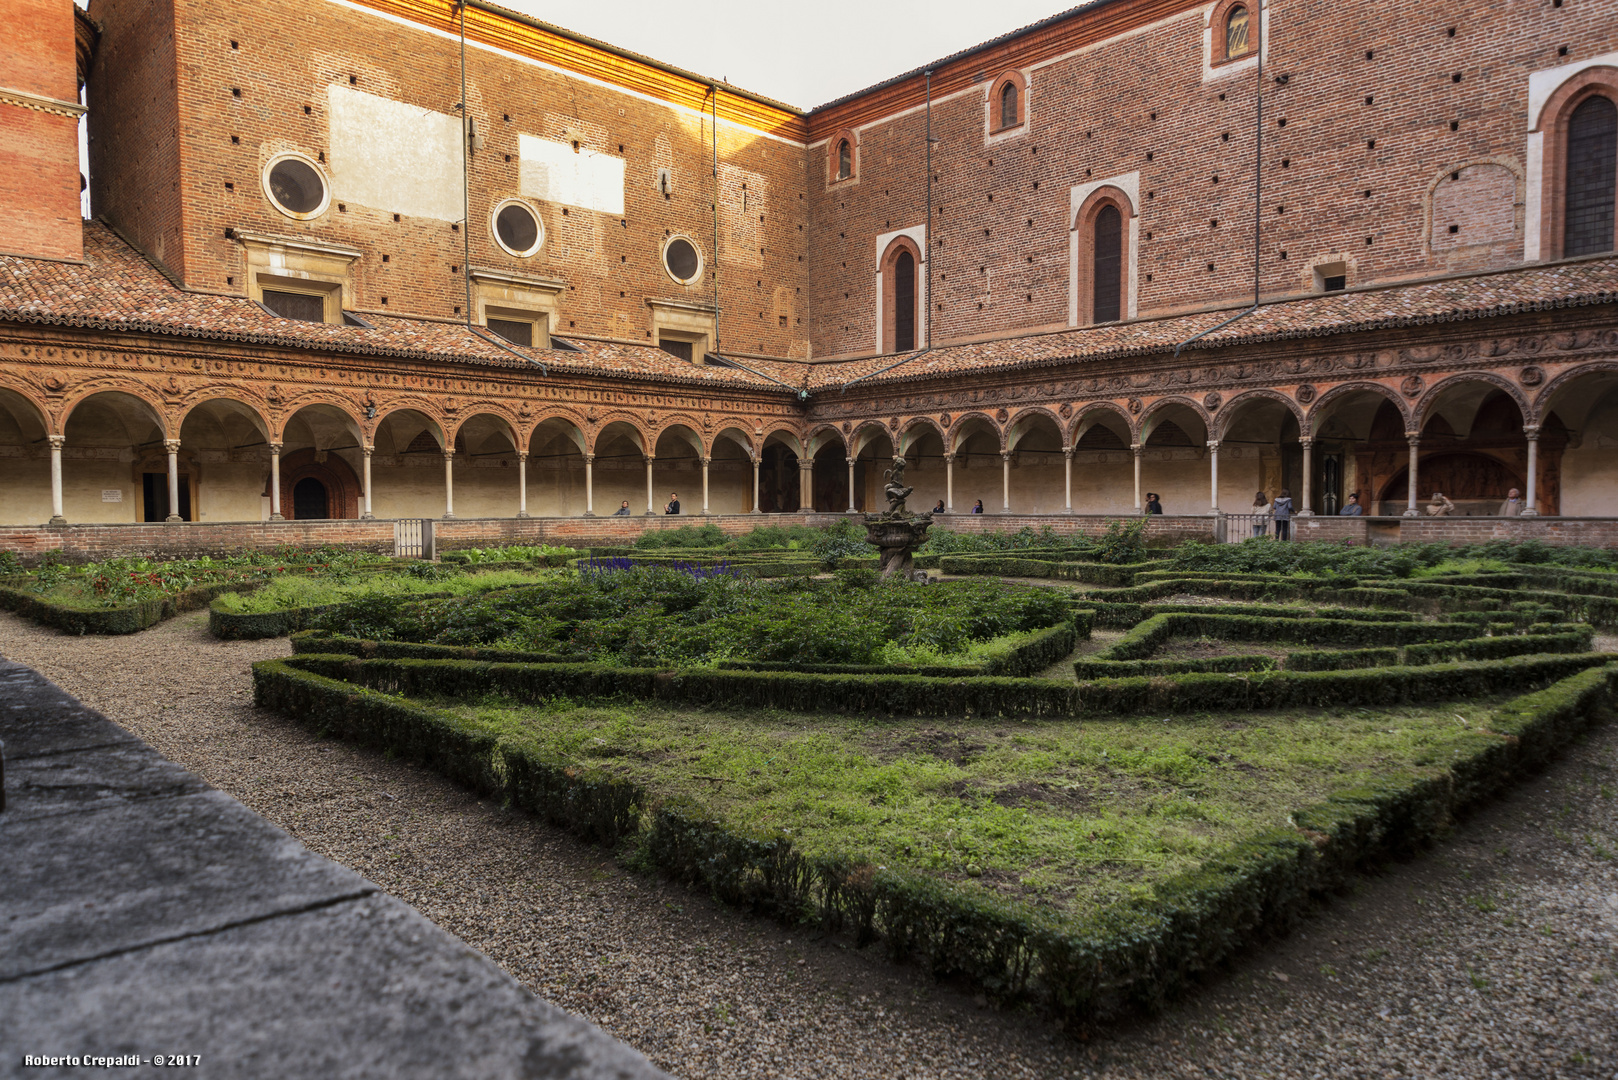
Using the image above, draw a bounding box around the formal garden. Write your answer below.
[4,524,1617,1023]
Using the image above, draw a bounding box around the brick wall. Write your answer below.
[87,0,185,279]
[804,0,1618,358]
[0,0,84,261]
[88,0,813,357]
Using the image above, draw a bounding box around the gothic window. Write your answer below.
[1225,5,1251,59]
[837,140,852,181]
[1000,82,1019,130]
[893,250,916,352]
[1093,204,1123,324]
[1565,95,1617,257]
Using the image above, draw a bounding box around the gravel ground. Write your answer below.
[3,609,1616,1080]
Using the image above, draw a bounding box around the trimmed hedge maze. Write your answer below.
[251,564,1617,1026]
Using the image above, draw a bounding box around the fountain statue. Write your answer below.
[863,456,934,580]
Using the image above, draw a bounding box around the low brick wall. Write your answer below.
[3,511,1616,564]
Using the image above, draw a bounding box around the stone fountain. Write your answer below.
[863,457,934,580]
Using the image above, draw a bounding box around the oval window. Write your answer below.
[663,236,702,284]
[492,199,543,257]
[263,154,329,219]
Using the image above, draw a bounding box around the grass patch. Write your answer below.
[441,695,1525,911]
[212,567,558,614]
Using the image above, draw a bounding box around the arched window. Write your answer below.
[894,250,916,351]
[1093,205,1122,324]
[1565,95,1617,257]
[1225,4,1251,59]
[1000,82,1019,131]
[836,139,852,181]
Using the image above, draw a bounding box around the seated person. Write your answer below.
[1144,493,1163,515]
[664,492,681,515]
[612,500,632,516]
[970,499,984,514]
[932,499,945,514]
[1340,492,1363,515]
[1425,491,1455,516]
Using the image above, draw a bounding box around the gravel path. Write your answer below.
[3,609,1615,1079]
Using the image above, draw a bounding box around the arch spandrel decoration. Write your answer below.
[1412,372,1535,430]
[1216,389,1306,441]
[1068,401,1137,446]
[1306,380,1413,434]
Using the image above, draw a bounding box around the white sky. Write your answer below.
[499,0,1078,110]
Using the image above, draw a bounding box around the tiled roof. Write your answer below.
[810,255,1618,391]
[0,223,810,393]
[5,224,1616,399]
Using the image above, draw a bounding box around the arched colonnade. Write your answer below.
[1,364,1613,522]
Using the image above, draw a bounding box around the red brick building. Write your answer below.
[2,0,1616,554]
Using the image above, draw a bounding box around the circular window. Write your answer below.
[491,199,544,258]
[662,235,703,284]
[262,153,330,219]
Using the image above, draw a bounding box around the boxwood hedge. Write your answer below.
[250,652,1617,1022]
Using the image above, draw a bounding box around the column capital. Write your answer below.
[1062,445,1074,458]
[943,452,956,463]
[1522,424,1541,439]
[268,441,283,454]
[700,456,712,466]
[846,457,857,467]
[442,448,456,460]
[362,443,375,456]
[1206,439,1220,451]
[1298,436,1313,448]
[1405,432,1421,444]
[47,434,65,450]
[516,449,528,461]
[1000,450,1013,460]
[644,454,656,464]
[1130,443,1143,455]
[163,438,181,453]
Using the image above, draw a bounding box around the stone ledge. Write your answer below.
[0,659,669,1080]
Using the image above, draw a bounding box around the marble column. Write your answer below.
[268,442,283,521]
[798,458,813,512]
[1523,426,1540,516]
[944,452,955,513]
[846,457,857,513]
[48,435,65,525]
[1000,452,1012,514]
[442,449,456,519]
[516,451,529,518]
[644,455,655,515]
[750,456,761,513]
[1207,440,1220,515]
[700,457,711,515]
[1063,447,1074,514]
[361,446,375,519]
[1131,444,1143,512]
[583,453,595,516]
[1297,438,1315,516]
[1403,435,1421,517]
[164,439,182,522]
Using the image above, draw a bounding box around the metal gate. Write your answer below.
[393,518,434,559]
[1219,513,1272,543]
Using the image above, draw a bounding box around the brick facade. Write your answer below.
[0,0,86,262]
[2,0,1617,548]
